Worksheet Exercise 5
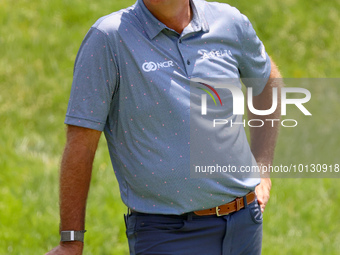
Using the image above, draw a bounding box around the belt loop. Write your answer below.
[243,195,248,208]
[236,197,242,211]
[124,208,132,227]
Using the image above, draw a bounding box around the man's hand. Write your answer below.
[255,177,272,213]
[45,242,83,255]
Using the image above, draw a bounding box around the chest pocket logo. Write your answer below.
[142,61,174,72]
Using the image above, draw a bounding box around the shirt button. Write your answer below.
[187,59,191,65]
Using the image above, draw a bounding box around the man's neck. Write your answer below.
[143,0,192,34]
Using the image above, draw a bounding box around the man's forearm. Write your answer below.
[59,144,94,232]
[249,60,282,212]
[59,126,101,234]
[248,60,282,176]
[45,126,101,254]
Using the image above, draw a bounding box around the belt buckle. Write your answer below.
[216,206,229,217]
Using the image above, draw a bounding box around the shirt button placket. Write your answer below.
[178,37,191,75]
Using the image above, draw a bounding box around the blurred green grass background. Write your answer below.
[1,0,339,254]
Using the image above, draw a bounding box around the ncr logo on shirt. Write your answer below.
[142,60,174,72]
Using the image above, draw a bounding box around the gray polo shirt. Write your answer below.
[65,0,271,214]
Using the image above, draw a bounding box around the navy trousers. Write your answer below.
[125,199,263,255]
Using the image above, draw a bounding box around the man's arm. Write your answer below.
[248,59,282,213]
[46,125,101,255]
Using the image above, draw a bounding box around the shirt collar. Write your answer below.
[135,0,209,40]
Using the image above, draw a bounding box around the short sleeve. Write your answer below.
[65,27,118,131]
[237,14,271,96]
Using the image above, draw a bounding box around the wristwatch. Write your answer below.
[60,230,87,242]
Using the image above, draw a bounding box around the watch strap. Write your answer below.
[60,230,86,242]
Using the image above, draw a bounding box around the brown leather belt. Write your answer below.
[193,191,256,216]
